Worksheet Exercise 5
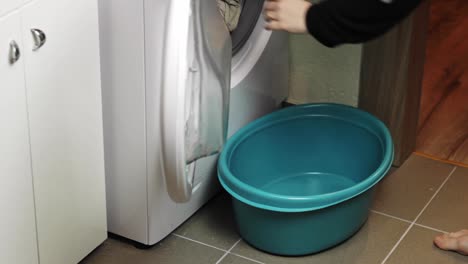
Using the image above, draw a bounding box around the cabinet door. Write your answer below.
[21,0,107,263]
[0,0,22,17]
[0,12,39,264]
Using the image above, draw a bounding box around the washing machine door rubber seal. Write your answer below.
[231,0,265,55]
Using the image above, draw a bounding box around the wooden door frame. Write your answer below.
[358,1,431,166]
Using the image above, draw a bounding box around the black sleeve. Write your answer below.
[305,0,423,47]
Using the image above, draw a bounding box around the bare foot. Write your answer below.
[434,230,468,256]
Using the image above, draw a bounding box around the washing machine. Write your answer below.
[98,0,289,246]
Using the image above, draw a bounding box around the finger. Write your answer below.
[264,1,278,11]
[265,21,282,31]
[263,11,279,21]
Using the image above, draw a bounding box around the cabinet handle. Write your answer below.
[31,28,46,51]
[9,40,21,64]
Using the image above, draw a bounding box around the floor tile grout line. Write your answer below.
[215,239,242,264]
[380,166,458,264]
[371,210,449,233]
[172,234,266,264]
[414,223,448,234]
[370,210,412,224]
[411,166,457,224]
[229,253,266,264]
[171,234,228,253]
[380,224,413,264]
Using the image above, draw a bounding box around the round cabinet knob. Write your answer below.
[9,40,21,65]
[31,28,46,51]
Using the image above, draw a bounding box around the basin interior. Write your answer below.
[228,116,384,197]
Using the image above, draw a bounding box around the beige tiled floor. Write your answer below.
[173,194,240,250]
[418,167,468,232]
[229,213,409,264]
[372,155,454,221]
[80,155,468,264]
[385,226,468,264]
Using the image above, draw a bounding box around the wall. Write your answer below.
[287,33,362,107]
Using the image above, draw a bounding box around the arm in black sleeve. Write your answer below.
[306,0,423,47]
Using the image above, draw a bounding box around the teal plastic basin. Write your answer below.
[218,103,394,256]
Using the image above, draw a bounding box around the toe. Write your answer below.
[449,230,468,238]
[434,234,459,251]
[456,236,468,255]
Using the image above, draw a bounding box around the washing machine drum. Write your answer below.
[217,0,265,55]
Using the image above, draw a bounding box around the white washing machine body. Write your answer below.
[99,0,288,245]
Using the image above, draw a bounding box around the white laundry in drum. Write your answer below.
[217,0,243,31]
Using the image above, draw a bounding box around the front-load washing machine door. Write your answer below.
[161,0,232,203]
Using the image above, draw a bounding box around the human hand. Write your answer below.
[264,0,312,33]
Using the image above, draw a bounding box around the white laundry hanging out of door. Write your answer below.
[217,0,243,31]
[161,0,232,202]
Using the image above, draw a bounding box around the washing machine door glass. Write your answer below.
[161,0,232,203]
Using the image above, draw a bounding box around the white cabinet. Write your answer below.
[0,0,107,263]
[0,12,39,264]
[22,0,107,263]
